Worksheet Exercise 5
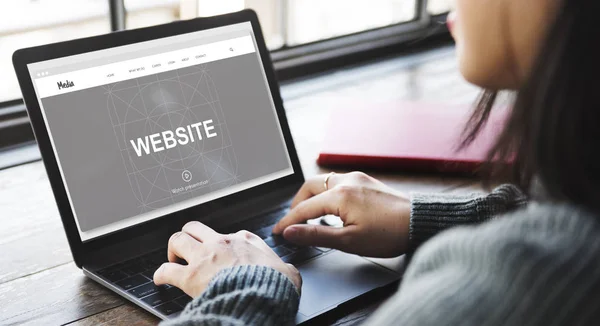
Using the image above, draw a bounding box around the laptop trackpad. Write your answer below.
[296,250,400,319]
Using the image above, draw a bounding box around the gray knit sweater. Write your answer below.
[164,185,600,325]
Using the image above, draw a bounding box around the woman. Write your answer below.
[154,0,600,324]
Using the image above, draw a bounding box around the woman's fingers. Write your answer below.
[153,262,187,288]
[290,173,341,208]
[182,221,219,243]
[282,224,353,250]
[273,190,340,234]
[167,231,203,263]
[289,177,322,209]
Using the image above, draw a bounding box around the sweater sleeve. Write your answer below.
[408,183,526,251]
[365,204,600,326]
[161,265,299,326]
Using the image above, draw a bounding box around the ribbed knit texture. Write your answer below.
[409,184,527,251]
[165,184,600,325]
[162,265,299,326]
[366,203,600,325]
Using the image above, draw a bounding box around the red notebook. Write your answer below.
[317,101,507,173]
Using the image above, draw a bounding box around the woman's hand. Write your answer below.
[154,221,302,298]
[272,172,410,258]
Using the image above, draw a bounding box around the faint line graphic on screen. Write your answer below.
[104,63,240,213]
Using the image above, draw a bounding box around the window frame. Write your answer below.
[0,0,451,161]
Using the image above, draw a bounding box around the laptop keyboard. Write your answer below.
[96,207,332,316]
[97,248,191,316]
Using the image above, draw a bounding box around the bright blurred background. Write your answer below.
[0,0,454,103]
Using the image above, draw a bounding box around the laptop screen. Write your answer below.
[27,22,294,242]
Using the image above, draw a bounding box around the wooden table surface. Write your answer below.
[0,46,482,326]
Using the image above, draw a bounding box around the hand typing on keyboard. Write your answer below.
[272,171,411,258]
[153,221,302,298]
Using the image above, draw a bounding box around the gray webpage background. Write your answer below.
[40,53,291,232]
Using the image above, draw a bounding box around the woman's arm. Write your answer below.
[162,185,527,326]
[162,265,299,326]
[409,184,527,250]
[157,180,527,326]
[365,203,600,326]
[153,223,302,326]
[273,173,527,257]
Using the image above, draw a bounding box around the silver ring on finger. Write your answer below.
[324,172,335,191]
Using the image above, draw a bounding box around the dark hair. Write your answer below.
[461,1,600,211]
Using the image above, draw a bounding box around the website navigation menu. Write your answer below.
[34,35,255,98]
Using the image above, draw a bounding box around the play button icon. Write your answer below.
[182,170,192,182]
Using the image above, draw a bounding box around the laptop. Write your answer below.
[12,10,401,324]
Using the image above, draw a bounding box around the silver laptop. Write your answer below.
[12,9,401,324]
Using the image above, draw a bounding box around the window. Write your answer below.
[123,0,454,49]
[1,0,453,104]
[0,0,453,160]
[0,0,110,103]
[124,0,286,50]
[285,0,417,46]
[428,0,455,15]
[125,0,180,30]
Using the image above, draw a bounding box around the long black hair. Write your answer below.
[462,0,600,211]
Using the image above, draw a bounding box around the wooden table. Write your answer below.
[0,46,482,325]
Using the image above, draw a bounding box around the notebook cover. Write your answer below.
[317,101,507,173]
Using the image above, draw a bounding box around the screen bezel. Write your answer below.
[12,10,304,267]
